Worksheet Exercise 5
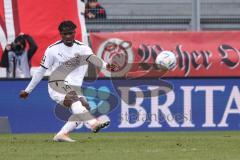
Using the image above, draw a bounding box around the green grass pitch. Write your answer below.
[0,131,240,160]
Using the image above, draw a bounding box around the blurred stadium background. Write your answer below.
[86,0,240,32]
[0,0,240,160]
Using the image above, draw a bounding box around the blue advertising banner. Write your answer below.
[0,78,240,133]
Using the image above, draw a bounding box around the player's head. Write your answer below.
[58,20,77,47]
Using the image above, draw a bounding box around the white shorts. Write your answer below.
[48,83,83,105]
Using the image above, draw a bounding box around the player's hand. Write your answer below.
[19,90,29,99]
[106,63,118,72]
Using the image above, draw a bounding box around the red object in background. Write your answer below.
[90,31,240,77]
[0,0,83,66]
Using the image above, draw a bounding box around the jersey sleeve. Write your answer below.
[84,45,94,55]
[40,48,54,69]
[83,45,95,62]
[25,66,47,93]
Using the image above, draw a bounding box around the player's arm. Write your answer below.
[19,66,47,99]
[81,45,117,71]
[20,48,53,99]
[86,54,117,71]
[86,54,107,68]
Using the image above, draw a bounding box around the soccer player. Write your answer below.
[19,20,116,142]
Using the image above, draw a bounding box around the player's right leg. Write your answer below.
[78,96,110,132]
[51,90,109,142]
[91,121,110,133]
[53,132,76,142]
[69,97,110,133]
[48,89,78,142]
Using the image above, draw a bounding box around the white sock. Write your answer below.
[71,101,98,126]
[57,101,98,135]
[56,101,86,135]
[87,119,98,126]
[57,121,79,135]
[71,101,87,113]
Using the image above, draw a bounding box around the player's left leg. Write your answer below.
[78,97,110,133]
[52,91,80,142]
[53,91,109,142]
[69,98,110,133]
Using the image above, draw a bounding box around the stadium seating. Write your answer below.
[86,0,240,32]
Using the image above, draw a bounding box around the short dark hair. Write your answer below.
[58,20,77,32]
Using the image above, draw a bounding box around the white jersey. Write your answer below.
[24,39,107,104]
[41,40,93,86]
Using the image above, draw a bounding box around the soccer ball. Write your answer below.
[155,51,177,70]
